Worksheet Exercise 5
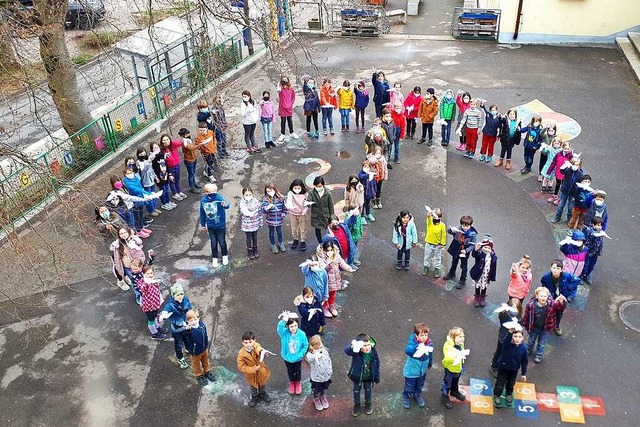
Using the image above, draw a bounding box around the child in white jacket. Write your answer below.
[241,90,261,153]
[306,335,333,411]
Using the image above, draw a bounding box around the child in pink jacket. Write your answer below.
[507,255,533,308]
[316,241,355,318]
[277,76,298,141]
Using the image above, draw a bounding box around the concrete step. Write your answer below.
[629,32,640,56]
[616,37,640,83]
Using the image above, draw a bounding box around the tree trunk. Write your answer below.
[34,0,95,137]
[0,17,18,66]
[243,3,255,55]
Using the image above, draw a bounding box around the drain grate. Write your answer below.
[619,301,640,332]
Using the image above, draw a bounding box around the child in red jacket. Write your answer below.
[522,287,565,363]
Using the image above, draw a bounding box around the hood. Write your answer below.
[571,231,585,241]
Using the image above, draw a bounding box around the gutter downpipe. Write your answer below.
[514,0,524,39]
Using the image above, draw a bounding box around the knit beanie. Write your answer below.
[170,283,184,297]
[479,234,494,249]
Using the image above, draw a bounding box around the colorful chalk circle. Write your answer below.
[515,99,582,142]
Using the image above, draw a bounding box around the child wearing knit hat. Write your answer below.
[159,283,193,370]
[469,235,498,307]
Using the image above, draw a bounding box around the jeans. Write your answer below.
[261,120,273,143]
[421,123,433,141]
[143,185,157,213]
[160,183,170,205]
[353,380,373,404]
[321,107,334,130]
[491,340,503,369]
[555,192,574,221]
[403,374,426,399]
[523,147,536,169]
[355,108,365,128]
[527,327,549,358]
[280,116,294,134]
[363,197,371,215]
[172,331,187,360]
[499,142,513,160]
[339,108,350,127]
[268,225,283,245]
[441,119,452,143]
[582,253,598,278]
[202,153,217,180]
[207,227,228,258]
[423,244,443,269]
[448,254,468,281]
[314,228,323,244]
[285,360,302,381]
[493,369,518,397]
[245,231,258,250]
[215,129,228,155]
[243,123,257,148]
[392,131,400,162]
[397,241,410,263]
[116,207,135,229]
[184,160,197,190]
[168,165,181,194]
[132,203,145,231]
[441,368,461,396]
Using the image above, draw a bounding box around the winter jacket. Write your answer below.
[403,91,422,119]
[197,110,216,132]
[481,105,501,137]
[199,193,230,229]
[541,271,581,301]
[297,297,326,337]
[498,117,521,147]
[261,195,287,227]
[366,154,388,182]
[417,98,439,124]
[320,85,338,109]
[469,249,498,282]
[110,237,145,279]
[442,336,465,373]
[371,73,390,107]
[337,87,355,110]
[425,216,446,246]
[184,321,209,356]
[212,106,227,132]
[302,264,329,302]
[278,86,296,117]
[95,213,124,238]
[138,279,163,313]
[161,140,183,168]
[277,319,309,363]
[560,242,588,276]
[388,88,404,107]
[345,337,380,383]
[316,245,351,292]
[507,268,533,300]
[497,332,528,375]
[162,295,192,334]
[446,225,478,257]
[181,137,201,164]
[573,188,594,210]
[583,202,608,231]
[240,196,263,232]
[259,100,276,123]
[358,170,377,199]
[343,184,364,211]
[520,125,544,150]
[459,107,483,129]
[122,174,151,199]
[546,150,573,180]
[392,219,419,248]
[355,86,370,110]
[348,212,365,243]
[559,166,584,197]
[285,191,309,216]
[391,109,406,139]
[322,220,359,266]
[195,129,217,156]
[303,83,321,112]
[381,120,396,145]
[237,341,271,388]
[137,158,156,187]
[439,93,457,121]
[522,296,565,333]
[308,188,334,229]
[364,126,389,154]
[240,100,260,125]
[455,94,470,122]
[582,225,604,257]
[540,144,561,179]
[306,347,333,383]
[403,335,433,378]
[497,311,521,343]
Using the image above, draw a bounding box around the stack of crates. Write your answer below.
[451,7,500,41]
[341,9,379,37]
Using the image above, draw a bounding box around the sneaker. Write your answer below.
[451,390,466,402]
[300,241,307,251]
[353,260,362,266]
[455,279,466,289]
[291,132,299,139]
[479,154,486,162]
[323,307,333,318]
[330,128,335,135]
[455,143,465,151]
[534,355,542,363]
[320,395,329,409]
[547,195,557,203]
[396,262,402,270]
[279,243,287,252]
[168,202,178,208]
[172,194,183,201]
[421,266,429,276]
[427,139,433,146]
[340,280,349,290]
[352,403,362,417]
[258,389,271,402]
[278,134,285,143]
[196,376,208,386]
[211,258,219,268]
[253,147,262,153]
[402,397,411,409]
[189,188,202,194]
[434,268,441,278]
[367,213,375,222]
[553,198,560,206]
[441,395,452,409]
[395,159,400,164]
[178,358,189,369]
[442,273,455,281]
[271,244,279,254]
[554,327,563,336]
[418,138,425,144]
[249,394,259,408]
[291,239,299,250]
[222,255,229,266]
[467,153,475,159]
[161,203,174,210]
[149,210,160,217]
[505,394,514,406]
[151,332,168,341]
[247,148,254,154]
[494,396,502,408]
[323,129,328,135]
[581,275,592,285]
[329,304,338,317]
[314,397,324,411]
[415,394,426,408]
[116,279,130,290]
[153,209,162,215]
[485,156,492,163]
[364,401,372,415]
[194,183,204,189]
[137,231,149,239]
[537,175,544,182]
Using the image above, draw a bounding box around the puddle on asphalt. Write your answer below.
[337,150,351,158]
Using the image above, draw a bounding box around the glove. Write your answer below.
[351,339,363,353]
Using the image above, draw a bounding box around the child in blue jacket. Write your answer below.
[493,329,528,408]
[402,323,434,409]
[354,80,370,132]
[345,333,380,417]
[301,257,329,306]
[519,114,544,174]
[199,183,231,268]
[469,236,498,308]
[277,311,309,395]
[184,309,216,386]
[581,218,606,285]
[159,283,192,370]
[540,260,581,336]
[443,215,478,289]
[392,210,418,271]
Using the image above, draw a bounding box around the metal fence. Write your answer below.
[0,31,263,230]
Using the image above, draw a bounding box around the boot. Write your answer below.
[505,160,512,170]
[287,381,295,394]
[300,241,307,252]
[294,380,302,395]
[247,247,255,260]
[341,125,345,132]
[258,387,271,403]
[291,239,299,250]
[480,289,487,307]
[396,260,402,270]
[473,289,481,307]
[346,125,350,132]
[404,260,410,270]
[253,246,260,259]
[451,390,466,402]
[455,279,466,289]
[494,158,503,167]
[441,394,453,409]
[249,393,259,408]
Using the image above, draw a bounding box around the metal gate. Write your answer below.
[290,1,324,32]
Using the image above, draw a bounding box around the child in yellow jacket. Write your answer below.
[337,80,355,132]
[422,207,446,278]
[441,327,468,409]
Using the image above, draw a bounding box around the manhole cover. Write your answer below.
[619,301,640,332]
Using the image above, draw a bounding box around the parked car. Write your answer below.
[14,0,106,30]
